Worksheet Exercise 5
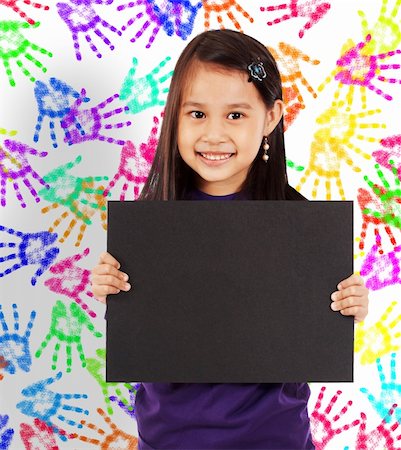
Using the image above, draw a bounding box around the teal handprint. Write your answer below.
[86,348,136,416]
[120,56,173,114]
[35,300,102,373]
[0,21,52,87]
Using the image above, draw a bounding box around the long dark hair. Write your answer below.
[139,29,305,201]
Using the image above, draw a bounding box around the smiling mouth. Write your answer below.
[197,152,234,161]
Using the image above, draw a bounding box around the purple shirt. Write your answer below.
[136,190,315,449]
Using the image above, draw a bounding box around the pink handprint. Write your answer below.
[44,247,97,318]
[57,0,122,60]
[373,135,401,180]
[61,89,132,146]
[103,115,159,200]
[360,239,401,290]
[0,139,48,208]
[0,0,49,25]
[310,386,360,449]
[260,0,331,38]
[356,405,401,449]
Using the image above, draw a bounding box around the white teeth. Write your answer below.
[200,153,232,161]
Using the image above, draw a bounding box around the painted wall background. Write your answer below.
[0,0,400,448]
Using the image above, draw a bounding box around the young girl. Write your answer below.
[91,29,369,449]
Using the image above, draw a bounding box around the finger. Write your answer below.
[337,273,364,290]
[340,306,368,322]
[92,264,129,281]
[331,296,362,311]
[331,285,366,301]
[92,284,124,301]
[98,251,121,269]
[91,274,131,292]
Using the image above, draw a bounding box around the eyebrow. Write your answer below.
[181,101,253,109]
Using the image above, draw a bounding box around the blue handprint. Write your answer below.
[360,353,401,422]
[0,303,35,374]
[0,415,14,449]
[33,77,90,148]
[16,371,88,441]
[0,225,59,285]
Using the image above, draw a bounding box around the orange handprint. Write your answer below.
[355,300,401,365]
[202,0,253,31]
[72,407,138,449]
[268,42,319,130]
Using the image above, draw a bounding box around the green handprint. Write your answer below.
[0,21,52,87]
[86,348,135,415]
[120,56,173,115]
[362,161,401,230]
[35,300,102,373]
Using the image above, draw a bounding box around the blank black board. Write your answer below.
[106,200,353,383]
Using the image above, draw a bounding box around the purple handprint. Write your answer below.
[57,0,122,60]
[0,139,48,207]
[61,88,132,146]
[360,239,401,290]
[34,77,90,148]
[0,224,59,285]
[117,0,201,48]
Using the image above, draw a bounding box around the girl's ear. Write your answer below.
[264,99,284,135]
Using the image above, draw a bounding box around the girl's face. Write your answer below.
[177,62,283,195]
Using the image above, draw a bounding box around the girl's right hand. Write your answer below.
[91,252,131,303]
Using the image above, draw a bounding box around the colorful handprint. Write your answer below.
[297,100,384,199]
[358,0,401,54]
[268,42,319,130]
[360,353,401,422]
[45,247,97,318]
[355,405,401,449]
[373,135,401,182]
[0,303,35,374]
[318,35,401,109]
[86,348,137,416]
[0,414,14,449]
[310,386,360,449]
[57,0,122,60]
[71,408,138,448]
[60,89,131,146]
[0,0,49,25]
[0,21,52,87]
[355,301,401,364]
[103,115,159,200]
[0,225,59,285]
[20,418,60,450]
[39,156,109,247]
[120,56,173,115]
[33,77,90,148]
[202,0,253,31]
[260,0,331,38]
[16,371,88,441]
[360,240,401,290]
[118,0,201,48]
[0,139,48,207]
[35,300,102,373]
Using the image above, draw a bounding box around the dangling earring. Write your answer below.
[262,136,270,162]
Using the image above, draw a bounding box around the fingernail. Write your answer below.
[124,283,131,291]
[121,273,129,281]
[331,302,337,311]
[331,292,338,301]
[337,283,342,290]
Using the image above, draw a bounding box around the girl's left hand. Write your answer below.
[330,274,369,323]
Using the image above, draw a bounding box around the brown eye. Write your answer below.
[190,111,205,119]
[227,112,243,120]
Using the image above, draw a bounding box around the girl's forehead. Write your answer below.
[181,61,258,101]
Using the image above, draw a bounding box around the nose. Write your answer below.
[201,117,227,145]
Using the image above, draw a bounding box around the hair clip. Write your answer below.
[248,60,266,82]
